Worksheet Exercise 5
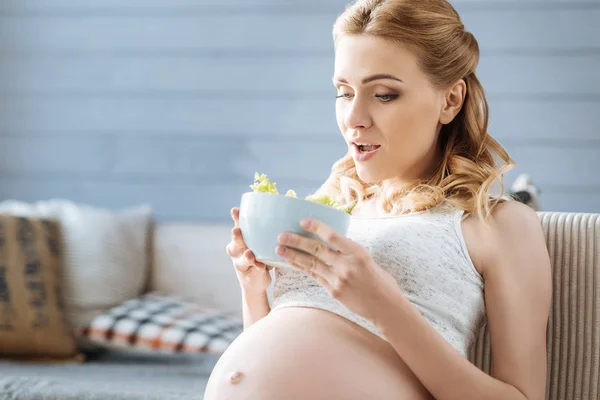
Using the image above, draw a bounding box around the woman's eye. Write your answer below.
[376,94,399,102]
[335,93,398,102]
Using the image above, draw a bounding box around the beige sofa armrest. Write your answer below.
[469,212,600,400]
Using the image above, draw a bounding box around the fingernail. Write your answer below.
[276,246,286,255]
[278,233,288,243]
[300,219,311,229]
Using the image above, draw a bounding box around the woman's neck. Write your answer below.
[350,197,380,218]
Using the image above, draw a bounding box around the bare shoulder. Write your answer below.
[462,200,548,276]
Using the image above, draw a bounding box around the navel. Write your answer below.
[229,370,244,385]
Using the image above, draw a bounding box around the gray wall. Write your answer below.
[0,0,598,221]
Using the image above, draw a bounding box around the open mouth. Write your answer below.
[354,143,381,153]
[357,144,380,152]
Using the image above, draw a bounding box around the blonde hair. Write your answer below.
[318,0,514,220]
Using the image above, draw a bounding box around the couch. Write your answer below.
[0,209,598,400]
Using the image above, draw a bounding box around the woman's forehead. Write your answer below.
[334,35,420,82]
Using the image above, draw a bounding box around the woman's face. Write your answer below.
[333,34,464,184]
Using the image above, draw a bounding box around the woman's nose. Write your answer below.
[343,98,372,130]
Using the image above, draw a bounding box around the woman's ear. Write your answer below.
[439,79,466,125]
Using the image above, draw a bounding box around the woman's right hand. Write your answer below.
[226,207,273,294]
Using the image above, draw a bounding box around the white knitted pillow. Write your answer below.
[0,199,153,330]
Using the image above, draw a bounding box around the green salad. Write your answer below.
[249,173,354,214]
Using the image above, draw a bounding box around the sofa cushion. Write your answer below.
[77,292,243,355]
[0,214,81,361]
[150,222,249,317]
[0,199,153,332]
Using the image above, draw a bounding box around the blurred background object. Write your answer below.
[0,0,598,221]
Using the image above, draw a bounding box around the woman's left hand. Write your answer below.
[276,218,403,325]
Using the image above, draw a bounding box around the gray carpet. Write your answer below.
[0,350,221,400]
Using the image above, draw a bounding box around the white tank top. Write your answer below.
[271,202,486,358]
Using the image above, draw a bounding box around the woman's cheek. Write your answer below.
[335,105,347,133]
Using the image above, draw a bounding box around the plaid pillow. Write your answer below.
[77,292,243,354]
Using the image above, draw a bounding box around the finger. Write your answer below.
[226,242,235,257]
[247,252,268,269]
[294,262,330,291]
[243,250,269,271]
[300,219,355,254]
[254,260,269,270]
[244,249,260,265]
[231,227,245,244]
[277,232,339,267]
[231,207,240,227]
[276,246,335,282]
[228,228,245,255]
[227,240,243,258]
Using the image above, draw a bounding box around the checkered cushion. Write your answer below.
[77,292,243,354]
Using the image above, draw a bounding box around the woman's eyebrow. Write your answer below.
[333,74,404,84]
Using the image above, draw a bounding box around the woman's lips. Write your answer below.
[351,143,381,162]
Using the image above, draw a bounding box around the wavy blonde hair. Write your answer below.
[318,0,514,220]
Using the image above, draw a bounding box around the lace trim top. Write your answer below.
[271,202,486,358]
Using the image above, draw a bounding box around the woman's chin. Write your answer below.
[356,167,384,184]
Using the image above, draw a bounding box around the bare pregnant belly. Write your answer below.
[203,307,432,400]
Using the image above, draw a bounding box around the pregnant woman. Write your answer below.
[204,0,552,399]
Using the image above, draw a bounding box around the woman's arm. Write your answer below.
[374,201,552,400]
[241,288,271,330]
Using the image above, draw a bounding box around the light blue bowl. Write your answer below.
[238,192,352,269]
